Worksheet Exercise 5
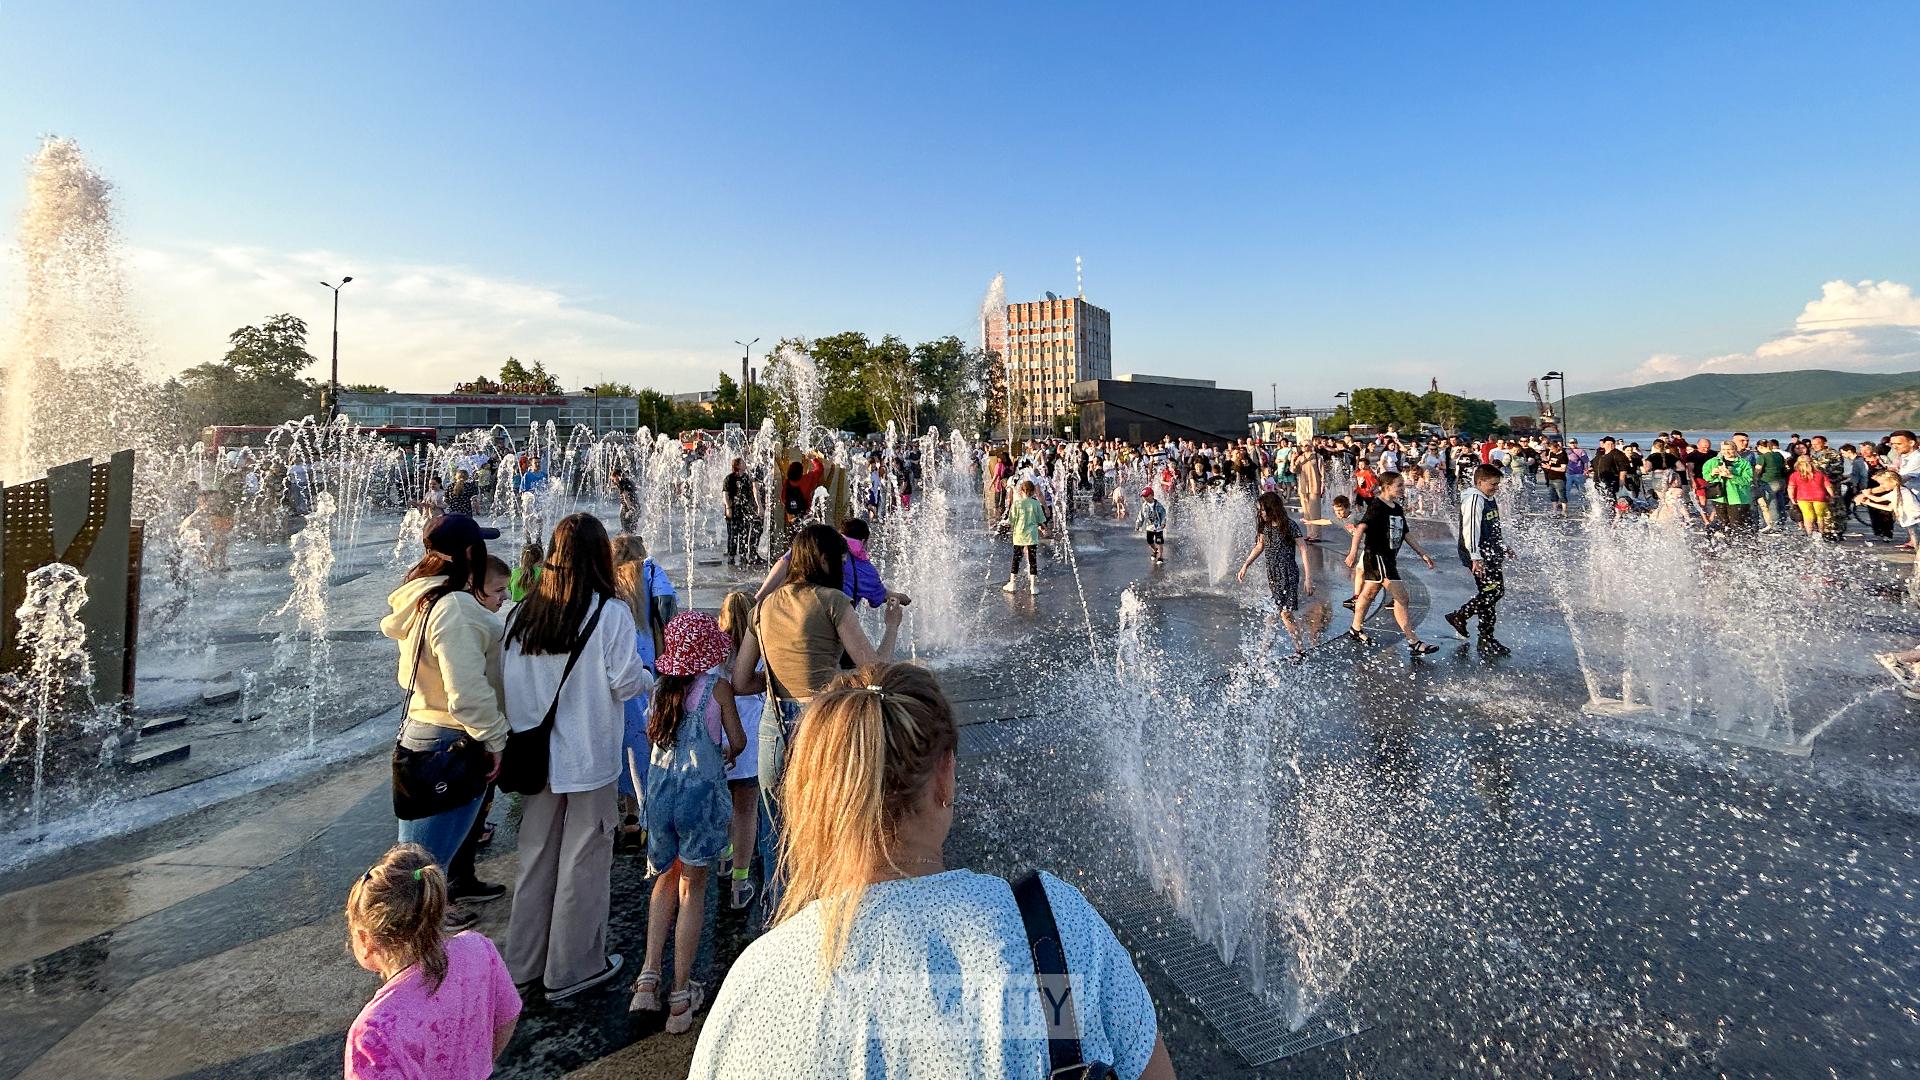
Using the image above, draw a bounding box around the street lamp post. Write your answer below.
[582,385,603,433]
[1333,391,1349,431]
[319,276,353,420]
[734,338,759,429]
[1542,371,1567,436]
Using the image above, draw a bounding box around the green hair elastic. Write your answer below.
[412,868,424,881]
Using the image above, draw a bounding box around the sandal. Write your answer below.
[665,982,707,1035]
[628,969,662,1013]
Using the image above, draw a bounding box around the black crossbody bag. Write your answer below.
[1012,871,1119,1080]
[496,598,608,796]
[391,594,492,821]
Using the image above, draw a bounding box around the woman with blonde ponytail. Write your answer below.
[688,663,1175,1080]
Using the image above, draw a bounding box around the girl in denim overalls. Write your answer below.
[631,612,745,1034]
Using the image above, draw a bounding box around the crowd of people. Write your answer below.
[339,418,1920,1078]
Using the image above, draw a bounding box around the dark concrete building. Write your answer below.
[1071,374,1254,443]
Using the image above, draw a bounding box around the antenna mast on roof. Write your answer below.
[1076,255,1083,299]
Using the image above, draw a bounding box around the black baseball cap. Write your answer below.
[424,515,500,552]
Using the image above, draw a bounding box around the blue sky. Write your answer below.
[2,1,1917,403]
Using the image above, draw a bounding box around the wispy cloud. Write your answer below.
[1623,279,1920,384]
[105,244,732,393]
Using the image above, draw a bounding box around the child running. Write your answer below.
[1135,487,1167,565]
[1237,491,1315,659]
[632,612,747,1033]
[1444,464,1514,657]
[1001,478,1045,594]
[1344,471,1440,655]
[344,843,521,1080]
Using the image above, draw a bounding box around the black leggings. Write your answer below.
[1452,562,1505,639]
[1010,545,1037,574]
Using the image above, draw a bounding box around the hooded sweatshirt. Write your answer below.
[380,576,510,752]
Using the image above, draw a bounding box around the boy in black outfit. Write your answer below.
[1446,464,1515,656]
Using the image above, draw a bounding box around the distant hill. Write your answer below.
[1560,370,1920,432]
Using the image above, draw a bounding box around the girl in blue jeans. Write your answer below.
[631,612,745,1034]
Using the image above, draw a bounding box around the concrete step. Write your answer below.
[124,737,192,770]
[139,715,189,737]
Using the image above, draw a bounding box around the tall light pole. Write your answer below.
[1542,370,1567,436]
[1334,390,1349,430]
[319,276,353,420]
[735,337,759,429]
[582,384,603,433]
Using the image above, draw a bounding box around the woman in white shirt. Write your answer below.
[689,663,1176,1080]
[501,512,653,1002]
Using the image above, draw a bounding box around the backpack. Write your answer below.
[783,483,808,516]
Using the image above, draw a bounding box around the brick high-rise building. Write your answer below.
[988,295,1112,438]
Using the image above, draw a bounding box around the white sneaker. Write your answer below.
[1028,574,1039,594]
[1001,576,1017,593]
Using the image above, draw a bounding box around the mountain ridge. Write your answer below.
[1522,369,1920,431]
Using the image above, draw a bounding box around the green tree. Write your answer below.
[222,313,315,381]
[163,314,324,442]
[343,382,391,393]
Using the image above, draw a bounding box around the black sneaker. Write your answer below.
[1444,611,1469,639]
[1407,640,1439,656]
[443,907,480,933]
[449,878,508,904]
[1341,596,1358,610]
[1479,638,1511,658]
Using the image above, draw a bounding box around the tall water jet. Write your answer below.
[275,492,336,749]
[0,138,154,483]
[6,564,93,828]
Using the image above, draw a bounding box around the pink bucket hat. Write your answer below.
[656,611,730,676]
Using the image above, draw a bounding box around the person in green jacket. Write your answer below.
[1752,439,1790,532]
[1705,441,1756,532]
[508,542,542,603]
[1001,478,1046,595]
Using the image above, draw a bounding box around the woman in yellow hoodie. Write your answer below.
[381,516,509,885]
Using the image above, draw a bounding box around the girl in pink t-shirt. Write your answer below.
[345,844,521,1079]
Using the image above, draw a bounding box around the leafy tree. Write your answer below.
[222,313,316,381]
[585,380,639,398]
[161,313,322,442]
[454,357,564,394]
[343,382,391,393]
[1051,407,1081,438]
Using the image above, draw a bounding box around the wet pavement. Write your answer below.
[0,499,1916,1077]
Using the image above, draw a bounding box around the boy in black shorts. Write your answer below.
[1344,472,1440,655]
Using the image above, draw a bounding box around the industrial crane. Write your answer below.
[1527,378,1562,437]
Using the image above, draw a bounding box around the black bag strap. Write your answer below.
[532,596,609,735]
[1011,871,1086,1075]
[398,592,446,739]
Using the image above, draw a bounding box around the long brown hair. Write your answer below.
[648,672,696,748]
[611,533,650,627]
[1257,490,1296,542]
[505,513,617,656]
[346,843,449,992]
[402,543,487,616]
[774,662,957,971]
[786,524,846,591]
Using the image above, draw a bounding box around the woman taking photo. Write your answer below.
[501,513,653,1002]
[379,515,507,890]
[688,663,1174,1079]
[732,524,901,904]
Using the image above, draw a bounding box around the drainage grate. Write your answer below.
[955,715,1041,758]
[1098,884,1368,1067]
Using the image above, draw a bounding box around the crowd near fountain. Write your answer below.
[1,140,1915,1077]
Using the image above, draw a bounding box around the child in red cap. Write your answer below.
[631,612,746,1034]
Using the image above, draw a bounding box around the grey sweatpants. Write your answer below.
[505,783,618,989]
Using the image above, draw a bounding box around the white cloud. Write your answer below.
[1622,279,1920,384]
[103,244,731,393]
